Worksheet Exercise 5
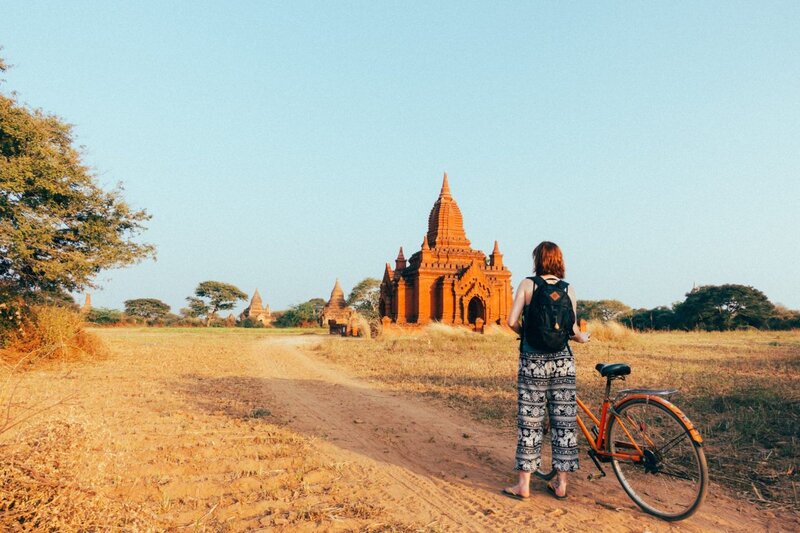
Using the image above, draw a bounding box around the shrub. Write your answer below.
[240,317,265,328]
[586,320,635,342]
[85,307,124,326]
[1,306,107,365]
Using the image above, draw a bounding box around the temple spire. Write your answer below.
[250,289,264,310]
[395,246,407,270]
[422,235,430,250]
[440,172,452,199]
[490,240,504,268]
[426,173,470,249]
[329,279,346,308]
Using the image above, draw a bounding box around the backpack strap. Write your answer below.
[530,276,547,289]
[556,280,569,290]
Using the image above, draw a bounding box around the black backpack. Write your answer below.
[522,276,575,352]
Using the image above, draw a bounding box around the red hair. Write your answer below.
[532,241,565,278]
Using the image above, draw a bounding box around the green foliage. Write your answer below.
[240,317,265,328]
[85,307,123,325]
[620,306,677,331]
[0,63,153,298]
[186,281,247,325]
[673,284,775,331]
[274,300,322,328]
[576,299,631,321]
[346,277,380,320]
[124,298,170,322]
[768,306,800,330]
[180,301,205,319]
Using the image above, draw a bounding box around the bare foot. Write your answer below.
[547,480,567,499]
[502,484,530,499]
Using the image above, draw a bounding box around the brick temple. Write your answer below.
[319,278,354,330]
[379,173,513,329]
[239,289,272,325]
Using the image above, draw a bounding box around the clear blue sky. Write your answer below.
[2,1,799,314]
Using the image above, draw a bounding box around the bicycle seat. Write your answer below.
[595,363,631,378]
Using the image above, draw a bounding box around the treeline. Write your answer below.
[580,284,800,331]
[84,277,383,329]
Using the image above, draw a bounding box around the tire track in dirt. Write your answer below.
[254,337,791,532]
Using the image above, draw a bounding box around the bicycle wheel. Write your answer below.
[606,398,707,521]
[534,417,556,481]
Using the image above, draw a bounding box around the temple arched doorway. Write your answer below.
[467,296,485,325]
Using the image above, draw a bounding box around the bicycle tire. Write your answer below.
[606,397,708,521]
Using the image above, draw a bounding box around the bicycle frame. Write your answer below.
[575,395,645,463]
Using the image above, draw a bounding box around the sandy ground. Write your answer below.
[3,331,797,531]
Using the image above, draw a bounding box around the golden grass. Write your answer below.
[0,329,420,531]
[1,305,108,367]
[317,325,800,509]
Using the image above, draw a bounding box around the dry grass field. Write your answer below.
[0,328,418,531]
[0,325,797,531]
[317,323,800,510]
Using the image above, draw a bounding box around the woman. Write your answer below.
[503,241,589,500]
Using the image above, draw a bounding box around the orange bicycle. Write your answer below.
[534,362,708,521]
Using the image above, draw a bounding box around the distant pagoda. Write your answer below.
[319,279,354,327]
[239,289,272,325]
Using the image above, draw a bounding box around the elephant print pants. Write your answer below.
[515,347,580,473]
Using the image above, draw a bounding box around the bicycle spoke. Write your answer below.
[656,431,689,456]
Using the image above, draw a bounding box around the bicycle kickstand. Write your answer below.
[587,450,607,481]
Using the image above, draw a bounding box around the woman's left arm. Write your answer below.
[507,279,528,333]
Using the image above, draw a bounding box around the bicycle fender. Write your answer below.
[614,394,704,446]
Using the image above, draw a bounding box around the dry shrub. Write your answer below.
[1,305,107,366]
[0,420,152,530]
[347,313,373,339]
[424,322,475,338]
[586,319,636,342]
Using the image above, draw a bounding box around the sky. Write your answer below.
[2,1,799,314]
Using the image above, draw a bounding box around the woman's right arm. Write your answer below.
[568,285,590,343]
[507,279,531,333]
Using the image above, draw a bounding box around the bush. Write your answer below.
[0,305,107,365]
[586,320,635,342]
[85,307,124,326]
[621,306,677,331]
[240,317,265,329]
[0,299,26,347]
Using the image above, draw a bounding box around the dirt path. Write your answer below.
[258,336,793,532]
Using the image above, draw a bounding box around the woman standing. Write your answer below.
[503,241,589,500]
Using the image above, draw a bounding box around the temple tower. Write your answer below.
[320,279,354,327]
[379,173,513,329]
[240,288,272,325]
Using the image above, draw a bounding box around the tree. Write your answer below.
[85,307,123,325]
[187,281,247,325]
[274,299,323,328]
[768,305,800,330]
[124,298,170,322]
[347,278,380,320]
[620,306,676,331]
[0,58,153,300]
[576,300,631,322]
[673,284,775,331]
